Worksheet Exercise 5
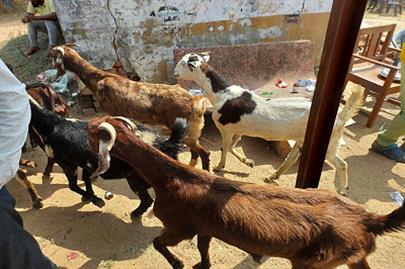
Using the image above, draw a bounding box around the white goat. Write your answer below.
[174,53,363,195]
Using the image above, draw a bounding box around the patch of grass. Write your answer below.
[0,31,51,81]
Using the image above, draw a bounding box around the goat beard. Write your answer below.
[90,141,111,179]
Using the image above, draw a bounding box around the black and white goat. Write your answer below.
[29,98,187,217]
[174,53,363,195]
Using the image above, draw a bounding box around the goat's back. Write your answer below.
[212,86,311,141]
[155,178,377,265]
[96,77,194,128]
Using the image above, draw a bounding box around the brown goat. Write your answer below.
[87,116,405,269]
[50,46,210,170]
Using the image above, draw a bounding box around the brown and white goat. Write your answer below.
[174,53,364,195]
[88,116,405,269]
[50,46,210,170]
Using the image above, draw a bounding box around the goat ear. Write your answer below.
[200,52,211,63]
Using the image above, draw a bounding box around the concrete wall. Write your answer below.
[54,0,332,83]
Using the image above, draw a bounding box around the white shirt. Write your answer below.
[0,59,31,189]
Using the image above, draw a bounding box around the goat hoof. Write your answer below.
[42,175,53,181]
[33,199,44,209]
[193,262,210,269]
[130,209,145,219]
[250,254,263,263]
[263,175,277,183]
[171,259,184,269]
[92,197,106,208]
[338,190,347,196]
[213,166,224,172]
[245,159,255,168]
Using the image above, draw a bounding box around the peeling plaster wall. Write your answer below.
[54,0,332,83]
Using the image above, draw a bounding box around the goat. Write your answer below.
[49,45,210,171]
[88,115,405,269]
[27,83,70,177]
[29,98,186,217]
[174,53,364,195]
[14,83,71,209]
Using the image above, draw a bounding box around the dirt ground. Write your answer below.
[1,9,405,269]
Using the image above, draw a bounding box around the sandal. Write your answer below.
[371,142,405,163]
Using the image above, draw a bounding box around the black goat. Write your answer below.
[29,99,187,217]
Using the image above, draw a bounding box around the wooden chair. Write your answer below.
[346,24,401,127]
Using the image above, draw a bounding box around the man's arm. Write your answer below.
[28,12,58,21]
[21,12,34,23]
[22,12,57,23]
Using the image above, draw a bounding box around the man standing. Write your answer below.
[0,59,57,268]
[21,0,62,56]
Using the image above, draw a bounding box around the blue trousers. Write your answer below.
[0,187,57,269]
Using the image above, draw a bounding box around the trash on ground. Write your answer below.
[67,252,79,261]
[293,79,316,92]
[104,191,114,200]
[275,79,288,88]
[261,91,273,97]
[388,191,404,206]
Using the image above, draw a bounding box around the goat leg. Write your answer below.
[153,231,185,269]
[187,142,210,171]
[264,144,301,183]
[131,190,154,219]
[229,135,255,168]
[43,157,55,178]
[15,168,43,209]
[214,131,233,171]
[189,150,199,167]
[82,170,105,208]
[193,235,212,269]
[248,252,264,263]
[326,154,349,196]
[19,159,37,168]
[62,165,103,207]
[124,172,154,218]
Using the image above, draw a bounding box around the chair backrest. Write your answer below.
[355,24,396,61]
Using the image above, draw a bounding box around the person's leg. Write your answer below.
[44,20,62,47]
[372,65,405,161]
[26,20,47,55]
[376,66,405,146]
[0,187,57,269]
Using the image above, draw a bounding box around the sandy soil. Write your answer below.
[1,10,405,269]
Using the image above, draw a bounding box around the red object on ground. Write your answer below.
[67,252,79,261]
[275,79,288,88]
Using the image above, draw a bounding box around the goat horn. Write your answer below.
[112,116,138,131]
[54,46,65,56]
[97,122,117,151]
[90,122,117,179]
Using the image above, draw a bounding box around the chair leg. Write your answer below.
[366,93,386,128]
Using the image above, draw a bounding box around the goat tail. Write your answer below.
[153,118,188,160]
[168,118,189,145]
[337,85,364,124]
[365,203,405,236]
